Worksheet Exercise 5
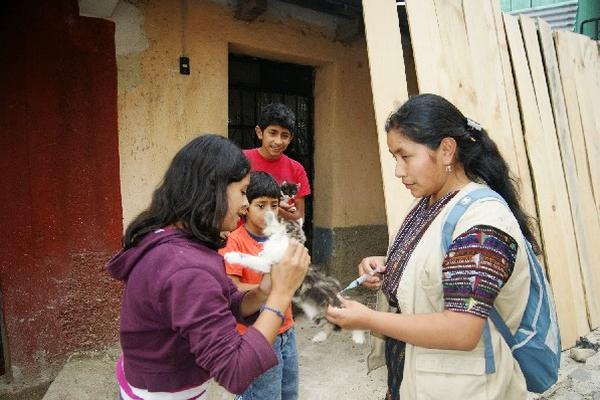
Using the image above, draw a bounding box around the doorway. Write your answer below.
[228,54,315,247]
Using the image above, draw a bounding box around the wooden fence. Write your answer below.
[363,0,600,349]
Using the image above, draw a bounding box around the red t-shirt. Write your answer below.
[243,148,311,198]
[219,225,294,335]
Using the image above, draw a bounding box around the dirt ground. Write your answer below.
[42,288,387,400]
[208,306,388,399]
[39,288,600,399]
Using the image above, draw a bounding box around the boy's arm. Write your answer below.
[278,197,305,221]
[229,275,259,292]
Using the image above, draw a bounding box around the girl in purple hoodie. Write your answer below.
[107,134,309,400]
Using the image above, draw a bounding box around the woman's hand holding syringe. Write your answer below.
[339,256,386,293]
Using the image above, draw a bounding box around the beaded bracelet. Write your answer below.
[260,305,285,324]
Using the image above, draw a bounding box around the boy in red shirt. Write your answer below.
[220,171,298,400]
[244,103,311,222]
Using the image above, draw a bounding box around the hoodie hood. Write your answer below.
[107,228,187,281]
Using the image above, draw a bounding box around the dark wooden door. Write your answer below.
[228,54,314,246]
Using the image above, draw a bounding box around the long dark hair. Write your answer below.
[385,93,539,251]
[123,134,250,250]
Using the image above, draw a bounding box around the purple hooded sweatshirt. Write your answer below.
[107,228,277,394]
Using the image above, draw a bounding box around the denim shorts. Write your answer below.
[237,327,299,400]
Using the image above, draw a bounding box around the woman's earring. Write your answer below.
[446,165,453,174]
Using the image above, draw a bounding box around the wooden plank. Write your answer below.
[406,0,480,114]
[491,0,542,247]
[431,0,478,116]
[504,13,588,347]
[405,0,445,95]
[362,0,412,371]
[554,31,589,201]
[408,0,537,205]
[523,16,600,329]
[539,19,600,329]
[462,0,518,174]
[464,0,540,245]
[555,31,600,214]
[361,0,411,236]
[576,35,600,213]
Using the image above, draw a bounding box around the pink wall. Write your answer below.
[0,1,123,377]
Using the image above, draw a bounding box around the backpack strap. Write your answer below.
[482,320,496,374]
[442,187,514,375]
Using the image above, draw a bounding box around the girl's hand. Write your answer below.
[270,240,310,299]
[326,295,373,330]
[358,256,386,289]
[258,273,271,297]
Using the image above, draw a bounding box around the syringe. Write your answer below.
[338,268,383,294]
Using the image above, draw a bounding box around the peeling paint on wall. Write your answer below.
[111,1,149,56]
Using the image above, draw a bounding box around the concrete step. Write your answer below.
[42,348,120,400]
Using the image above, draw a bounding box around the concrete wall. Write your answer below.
[113,0,389,281]
[0,0,123,382]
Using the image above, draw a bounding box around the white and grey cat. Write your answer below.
[224,211,365,343]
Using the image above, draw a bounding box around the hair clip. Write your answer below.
[466,118,482,132]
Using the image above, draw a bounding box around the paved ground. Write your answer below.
[41,315,387,400]
[531,329,600,400]
[208,309,387,400]
[39,289,600,400]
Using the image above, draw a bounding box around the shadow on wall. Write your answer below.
[313,225,389,285]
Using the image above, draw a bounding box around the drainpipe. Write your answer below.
[575,0,600,39]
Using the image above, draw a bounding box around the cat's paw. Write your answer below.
[223,252,243,264]
[223,252,271,273]
[311,331,328,343]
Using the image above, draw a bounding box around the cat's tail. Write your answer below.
[223,252,272,273]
